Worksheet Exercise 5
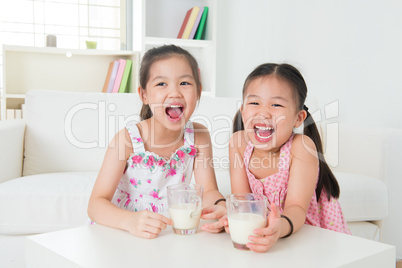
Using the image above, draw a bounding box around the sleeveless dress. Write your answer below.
[244,135,351,234]
[110,120,197,214]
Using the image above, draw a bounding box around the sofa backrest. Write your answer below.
[23,90,390,184]
[323,123,388,181]
[192,96,241,172]
[23,90,142,176]
[23,90,241,176]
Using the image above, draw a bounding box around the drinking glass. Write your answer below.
[227,193,268,250]
[167,183,203,235]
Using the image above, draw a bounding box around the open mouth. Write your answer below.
[165,104,184,122]
[254,124,275,142]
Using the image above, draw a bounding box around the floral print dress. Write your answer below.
[111,121,197,214]
[245,135,351,234]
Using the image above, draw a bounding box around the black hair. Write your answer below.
[138,44,202,120]
[233,63,339,201]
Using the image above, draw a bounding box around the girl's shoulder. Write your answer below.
[107,127,134,160]
[290,134,318,160]
[192,122,211,147]
[229,130,248,155]
[118,127,134,148]
[192,121,208,131]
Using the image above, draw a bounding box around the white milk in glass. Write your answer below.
[228,213,266,245]
[169,203,201,230]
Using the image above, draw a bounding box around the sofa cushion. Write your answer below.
[0,172,97,235]
[214,170,387,223]
[336,172,388,222]
[0,119,25,183]
[23,90,142,176]
[347,221,380,241]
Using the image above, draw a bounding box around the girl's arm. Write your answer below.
[217,131,250,232]
[212,131,250,234]
[192,122,224,206]
[87,128,172,239]
[249,134,319,252]
[283,135,319,228]
[229,131,251,193]
[192,123,226,232]
[280,134,318,236]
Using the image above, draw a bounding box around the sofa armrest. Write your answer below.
[381,128,402,253]
[0,119,26,183]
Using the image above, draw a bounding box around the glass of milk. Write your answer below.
[167,183,203,235]
[227,193,268,250]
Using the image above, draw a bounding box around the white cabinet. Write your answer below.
[132,0,217,97]
[1,45,140,120]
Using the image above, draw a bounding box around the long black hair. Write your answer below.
[139,44,202,120]
[233,63,339,201]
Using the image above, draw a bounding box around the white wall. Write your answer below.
[216,0,402,258]
[216,0,402,130]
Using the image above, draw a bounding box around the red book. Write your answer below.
[177,8,193,38]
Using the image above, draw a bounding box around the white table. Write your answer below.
[26,223,395,268]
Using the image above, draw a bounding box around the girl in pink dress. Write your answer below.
[227,63,351,252]
[88,45,226,239]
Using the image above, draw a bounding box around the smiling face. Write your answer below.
[240,75,306,152]
[139,55,199,132]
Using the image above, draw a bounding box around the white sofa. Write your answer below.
[0,90,400,265]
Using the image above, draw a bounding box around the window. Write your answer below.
[0,0,123,50]
[0,0,125,95]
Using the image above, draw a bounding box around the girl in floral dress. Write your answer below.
[88,45,225,239]
[226,63,350,252]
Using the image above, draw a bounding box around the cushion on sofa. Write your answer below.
[0,172,97,235]
[0,119,25,183]
[214,169,387,223]
[336,172,388,222]
[23,91,142,176]
[347,221,380,241]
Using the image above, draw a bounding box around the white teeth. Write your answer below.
[169,105,182,108]
[255,125,273,130]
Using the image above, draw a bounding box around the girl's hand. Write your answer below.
[219,214,230,233]
[246,203,282,253]
[200,205,227,233]
[126,210,173,239]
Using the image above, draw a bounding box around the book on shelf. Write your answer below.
[14,109,22,119]
[112,59,127,93]
[195,6,208,40]
[189,7,204,39]
[118,59,132,93]
[102,59,133,93]
[181,6,200,39]
[177,7,193,38]
[107,60,120,93]
[102,61,115,93]
[21,104,26,118]
[6,109,15,120]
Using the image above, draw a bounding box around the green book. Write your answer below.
[118,59,132,93]
[194,6,208,40]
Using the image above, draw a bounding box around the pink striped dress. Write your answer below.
[244,135,351,234]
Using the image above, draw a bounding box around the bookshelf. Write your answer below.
[1,45,140,120]
[132,0,217,97]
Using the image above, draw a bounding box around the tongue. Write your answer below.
[257,129,273,137]
[166,107,182,119]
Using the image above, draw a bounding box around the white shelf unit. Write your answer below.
[132,0,217,97]
[1,45,140,120]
